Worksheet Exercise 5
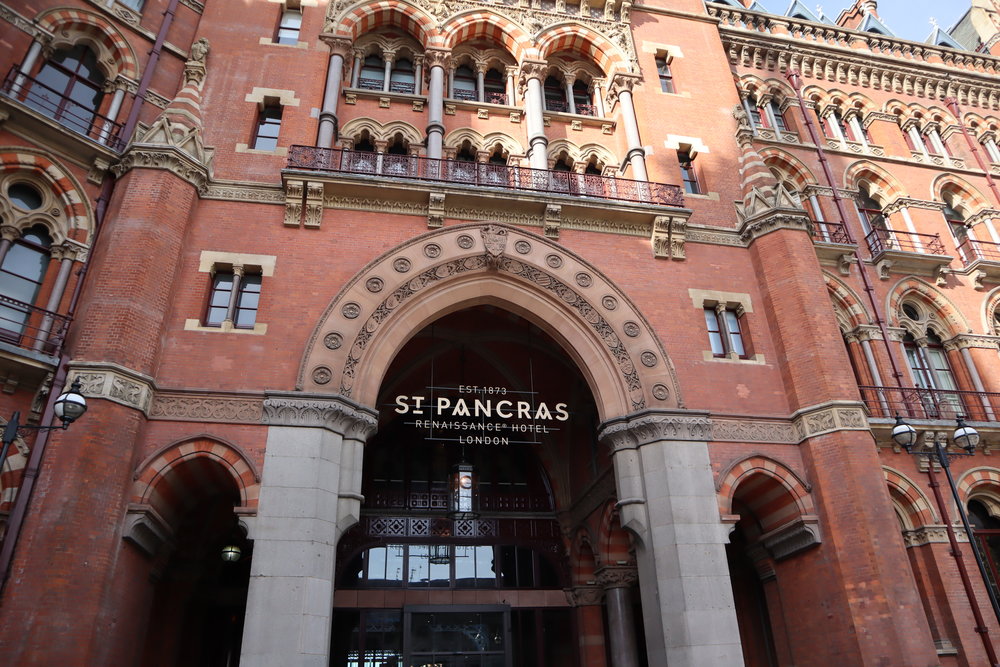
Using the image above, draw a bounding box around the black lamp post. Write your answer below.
[0,378,87,469]
[892,416,1000,666]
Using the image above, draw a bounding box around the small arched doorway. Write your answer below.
[330,305,609,666]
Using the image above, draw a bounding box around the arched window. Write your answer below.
[359,55,384,91]
[29,44,106,137]
[0,225,53,339]
[484,68,506,105]
[857,186,886,234]
[552,157,573,172]
[745,94,764,129]
[824,110,850,140]
[452,66,476,101]
[389,58,415,94]
[969,500,1000,601]
[942,203,970,260]
[544,76,568,113]
[903,327,961,418]
[572,81,593,116]
[349,132,377,173]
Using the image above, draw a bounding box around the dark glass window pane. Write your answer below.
[8,183,43,210]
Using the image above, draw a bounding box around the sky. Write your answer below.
[754,0,969,43]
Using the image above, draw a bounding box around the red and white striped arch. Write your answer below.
[0,149,91,241]
[35,8,138,80]
[958,467,1000,506]
[717,455,814,533]
[535,23,626,75]
[334,1,440,48]
[131,436,260,516]
[441,11,534,62]
[883,466,936,528]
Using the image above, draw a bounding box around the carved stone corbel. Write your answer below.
[838,252,857,276]
[876,258,893,280]
[427,191,445,229]
[544,204,561,239]
[304,182,324,228]
[283,179,304,227]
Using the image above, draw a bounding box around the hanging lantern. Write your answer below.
[449,460,479,520]
[221,544,242,562]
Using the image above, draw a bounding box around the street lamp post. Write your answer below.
[892,416,1000,666]
[0,378,88,471]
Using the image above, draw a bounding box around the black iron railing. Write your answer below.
[859,385,999,422]
[1,66,124,150]
[813,222,853,244]
[0,293,70,356]
[287,145,686,207]
[865,228,946,256]
[357,77,383,91]
[452,88,477,102]
[958,237,1000,263]
[486,91,508,105]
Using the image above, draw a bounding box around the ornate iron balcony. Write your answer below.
[287,145,686,207]
[0,293,71,357]
[1,66,124,150]
[859,385,999,422]
[865,228,946,256]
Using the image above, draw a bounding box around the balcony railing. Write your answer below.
[452,88,477,102]
[865,228,946,256]
[388,81,415,95]
[813,222,853,244]
[958,237,1000,263]
[859,385,999,422]
[357,77,384,91]
[287,145,686,207]
[485,91,508,105]
[545,100,569,113]
[0,293,70,357]
[1,66,125,150]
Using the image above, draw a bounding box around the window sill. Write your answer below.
[185,319,268,335]
[258,37,308,49]
[658,90,692,99]
[702,350,765,364]
[236,143,288,156]
[683,191,719,201]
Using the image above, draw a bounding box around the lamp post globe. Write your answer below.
[891,416,917,451]
[53,379,87,426]
[953,418,980,454]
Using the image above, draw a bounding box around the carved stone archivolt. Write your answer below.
[68,362,155,414]
[262,391,377,440]
[595,565,638,589]
[298,223,682,419]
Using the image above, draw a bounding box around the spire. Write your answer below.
[135,37,212,166]
[732,106,802,223]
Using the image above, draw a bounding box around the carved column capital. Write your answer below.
[598,408,712,450]
[423,48,452,71]
[567,586,604,606]
[0,225,21,242]
[595,565,638,589]
[606,72,641,105]
[321,36,353,58]
[262,391,378,440]
[519,59,548,85]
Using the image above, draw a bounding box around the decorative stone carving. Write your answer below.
[111,147,211,195]
[598,409,713,450]
[283,180,304,226]
[427,192,446,229]
[567,586,604,606]
[262,392,378,439]
[651,215,687,260]
[651,384,669,401]
[312,366,333,385]
[67,362,154,415]
[595,565,638,589]
[149,393,263,423]
[324,332,343,349]
[544,204,561,239]
[481,225,508,269]
[622,321,639,337]
[304,182,324,228]
[760,517,821,560]
[423,243,442,259]
[456,234,475,249]
[123,504,175,558]
[545,254,563,269]
[738,212,812,245]
[640,351,657,367]
[791,401,870,440]
[342,302,362,319]
[712,419,799,444]
[365,277,384,293]
[575,272,593,288]
[514,240,531,255]
[903,524,967,547]
[392,258,411,273]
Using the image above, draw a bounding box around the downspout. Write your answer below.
[946,96,1000,209]
[0,0,183,590]
[784,68,906,388]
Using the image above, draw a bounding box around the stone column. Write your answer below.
[598,410,744,667]
[240,393,377,667]
[520,60,549,170]
[905,121,931,160]
[424,49,450,160]
[592,77,606,117]
[99,84,127,144]
[476,63,486,103]
[847,114,870,151]
[317,37,352,148]
[597,566,640,667]
[382,51,394,93]
[12,38,45,94]
[505,65,518,106]
[0,225,20,266]
[350,50,362,88]
[984,136,1000,163]
[565,75,577,115]
[32,243,80,351]
[413,56,424,96]
[607,73,647,181]
[928,127,949,156]
[823,109,848,148]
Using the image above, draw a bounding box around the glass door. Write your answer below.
[405,605,511,667]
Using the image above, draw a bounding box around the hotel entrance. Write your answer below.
[330,305,609,666]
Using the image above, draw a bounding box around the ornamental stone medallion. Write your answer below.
[298,223,682,419]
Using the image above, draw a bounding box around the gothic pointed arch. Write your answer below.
[985,286,1000,334]
[759,147,819,191]
[330,0,439,48]
[883,466,937,528]
[535,22,627,75]
[440,10,533,62]
[716,454,815,531]
[957,467,1000,520]
[930,173,991,217]
[824,272,871,330]
[844,160,907,203]
[299,223,681,420]
[131,435,261,518]
[0,147,94,243]
[886,277,971,336]
[35,8,139,80]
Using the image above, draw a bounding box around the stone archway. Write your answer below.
[299,222,681,421]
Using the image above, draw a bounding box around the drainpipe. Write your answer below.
[785,68,906,389]
[0,0,183,590]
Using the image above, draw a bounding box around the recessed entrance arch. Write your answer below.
[299,223,681,422]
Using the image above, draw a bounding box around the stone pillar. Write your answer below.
[928,127,949,156]
[597,566,640,667]
[240,393,377,667]
[905,121,931,160]
[592,77,606,117]
[381,51,394,93]
[598,410,743,667]
[350,50,362,88]
[0,225,20,266]
[984,136,1000,162]
[505,65,518,106]
[318,37,352,148]
[32,243,80,351]
[565,75,577,115]
[99,85,127,144]
[520,61,549,170]
[413,56,424,96]
[476,63,486,103]
[12,39,44,94]
[424,49,450,160]
[607,73,647,181]
[847,114,870,151]
[823,109,848,148]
